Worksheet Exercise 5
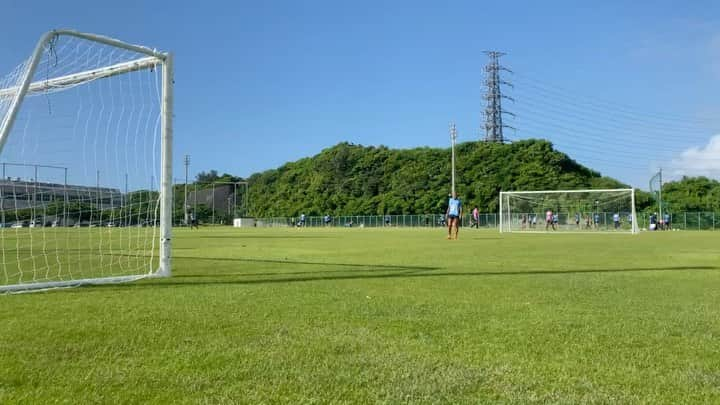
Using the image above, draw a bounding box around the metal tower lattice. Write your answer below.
[483,51,515,142]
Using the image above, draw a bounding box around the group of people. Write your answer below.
[297,214,354,227]
[649,212,671,231]
[516,210,630,231]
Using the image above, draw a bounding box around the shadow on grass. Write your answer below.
[95,265,719,290]
[185,235,331,239]
[173,255,438,272]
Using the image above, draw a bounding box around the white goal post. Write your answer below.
[499,188,639,234]
[0,30,173,293]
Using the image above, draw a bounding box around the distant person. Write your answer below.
[613,212,620,230]
[189,211,198,229]
[323,214,332,226]
[472,206,479,229]
[574,212,581,229]
[446,191,462,240]
[594,213,600,229]
[531,214,537,228]
[585,214,591,229]
[552,213,559,230]
[649,212,658,231]
[521,214,527,230]
[663,213,671,230]
[545,209,553,231]
[299,213,306,227]
[384,215,391,227]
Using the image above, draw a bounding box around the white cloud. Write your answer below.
[670,134,720,178]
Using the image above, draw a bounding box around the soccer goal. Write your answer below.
[0,30,173,293]
[499,189,638,234]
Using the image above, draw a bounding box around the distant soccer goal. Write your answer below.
[499,189,638,234]
[0,30,173,293]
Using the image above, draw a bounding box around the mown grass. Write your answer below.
[1,227,719,403]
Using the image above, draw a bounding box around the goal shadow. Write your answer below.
[87,264,718,291]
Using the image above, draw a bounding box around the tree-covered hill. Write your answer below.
[662,176,720,212]
[247,139,648,217]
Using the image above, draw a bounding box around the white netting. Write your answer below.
[0,33,165,292]
[500,189,638,233]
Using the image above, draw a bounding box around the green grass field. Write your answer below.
[1,227,719,403]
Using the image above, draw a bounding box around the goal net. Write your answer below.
[0,30,173,293]
[188,182,249,225]
[499,189,638,234]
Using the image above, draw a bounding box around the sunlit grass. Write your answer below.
[1,227,719,403]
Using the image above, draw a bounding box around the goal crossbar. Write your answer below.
[500,188,634,195]
[0,56,161,98]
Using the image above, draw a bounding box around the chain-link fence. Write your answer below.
[253,213,498,228]
[248,212,719,231]
[637,212,718,231]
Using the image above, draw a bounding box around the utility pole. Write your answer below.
[658,168,663,223]
[650,168,663,223]
[125,173,129,227]
[184,154,190,226]
[483,51,515,142]
[450,122,457,195]
[96,170,100,209]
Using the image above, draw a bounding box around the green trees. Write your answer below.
[192,140,718,218]
[662,176,720,212]
[246,139,642,217]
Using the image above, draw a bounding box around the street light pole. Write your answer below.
[184,155,190,226]
[450,122,457,195]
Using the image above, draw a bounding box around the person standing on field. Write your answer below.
[472,206,479,228]
[446,192,462,240]
[190,211,198,229]
[545,209,553,231]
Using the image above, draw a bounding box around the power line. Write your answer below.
[513,89,717,137]
[513,72,719,125]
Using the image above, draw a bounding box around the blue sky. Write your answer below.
[2,0,720,189]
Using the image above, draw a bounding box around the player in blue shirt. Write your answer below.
[613,213,620,229]
[189,211,198,229]
[649,213,658,231]
[446,192,462,240]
